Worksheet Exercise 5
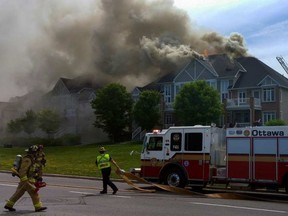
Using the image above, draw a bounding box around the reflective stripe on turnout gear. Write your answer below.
[34,202,43,209]
[5,200,15,208]
[96,154,111,170]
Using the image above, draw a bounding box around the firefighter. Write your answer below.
[95,147,119,195]
[33,144,47,192]
[4,145,47,212]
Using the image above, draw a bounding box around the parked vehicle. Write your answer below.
[132,125,288,193]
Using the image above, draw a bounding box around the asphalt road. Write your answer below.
[0,172,288,216]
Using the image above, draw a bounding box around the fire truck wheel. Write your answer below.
[164,168,186,188]
[285,181,288,194]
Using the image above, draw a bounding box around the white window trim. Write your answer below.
[262,88,275,102]
[220,80,229,102]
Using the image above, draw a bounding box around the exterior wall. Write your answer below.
[0,102,18,135]
[77,102,108,144]
[0,87,109,145]
[280,88,288,121]
[0,97,41,138]
[43,94,108,144]
[261,87,279,121]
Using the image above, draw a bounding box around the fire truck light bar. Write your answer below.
[152,129,160,134]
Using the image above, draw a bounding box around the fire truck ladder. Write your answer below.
[276,56,288,75]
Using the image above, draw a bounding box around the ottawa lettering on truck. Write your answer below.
[251,129,285,136]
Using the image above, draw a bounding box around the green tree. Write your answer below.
[7,119,23,134]
[133,90,161,131]
[91,83,134,142]
[174,80,223,125]
[20,109,38,136]
[38,109,61,138]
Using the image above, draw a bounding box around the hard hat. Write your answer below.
[25,145,39,153]
[99,147,106,153]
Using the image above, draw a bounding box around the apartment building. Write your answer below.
[0,77,108,144]
[132,54,288,130]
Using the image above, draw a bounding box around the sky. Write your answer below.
[0,0,288,102]
[173,0,288,76]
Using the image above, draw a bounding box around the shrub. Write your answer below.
[265,119,287,126]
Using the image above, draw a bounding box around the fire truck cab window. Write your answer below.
[147,137,163,151]
[184,133,203,151]
[171,133,182,151]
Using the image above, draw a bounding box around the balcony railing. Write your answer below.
[164,103,173,111]
[163,98,261,111]
[226,98,261,110]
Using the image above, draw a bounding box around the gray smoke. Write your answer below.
[0,0,248,101]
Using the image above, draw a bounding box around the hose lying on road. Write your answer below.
[115,169,204,196]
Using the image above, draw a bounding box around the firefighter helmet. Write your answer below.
[38,144,44,150]
[26,145,39,153]
[99,147,106,153]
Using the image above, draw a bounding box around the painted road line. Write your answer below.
[191,202,287,214]
[112,195,131,199]
[69,190,132,198]
[69,191,95,195]
[0,183,17,187]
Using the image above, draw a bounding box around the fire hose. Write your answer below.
[115,169,204,196]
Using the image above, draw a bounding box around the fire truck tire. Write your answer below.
[283,173,288,194]
[164,168,186,188]
[284,180,288,194]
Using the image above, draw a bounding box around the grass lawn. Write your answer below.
[0,142,143,179]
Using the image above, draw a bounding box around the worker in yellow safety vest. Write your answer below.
[4,145,47,212]
[95,147,120,195]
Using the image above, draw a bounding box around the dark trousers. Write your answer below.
[101,167,118,192]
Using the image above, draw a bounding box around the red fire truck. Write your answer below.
[136,125,288,193]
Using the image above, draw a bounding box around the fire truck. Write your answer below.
[136,125,288,193]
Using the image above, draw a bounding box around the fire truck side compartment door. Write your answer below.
[253,137,277,181]
[227,137,251,180]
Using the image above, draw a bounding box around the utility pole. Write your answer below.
[276,56,288,75]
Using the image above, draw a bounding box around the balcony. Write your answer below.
[225,98,261,110]
[164,103,174,111]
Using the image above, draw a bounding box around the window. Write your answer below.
[238,91,246,103]
[175,83,185,95]
[220,80,229,102]
[263,112,276,123]
[252,90,260,99]
[184,133,203,151]
[147,137,163,151]
[165,114,173,125]
[206,80,217,89]
[164,85,172,103]
[171,133,182,151]
[263,88,275,102]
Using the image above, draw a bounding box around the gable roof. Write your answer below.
[156,54,246,84]
[46,75,103,99]
[157,57,218,84]
[136,81,161,92]
[60,76,102,93]
[207,54,246,78]
[233,56,288,89]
